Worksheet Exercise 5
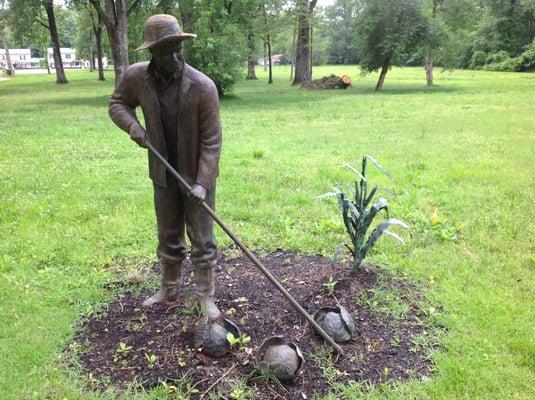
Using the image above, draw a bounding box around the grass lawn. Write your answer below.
[0,65,534,399]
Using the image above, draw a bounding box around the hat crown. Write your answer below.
[136,14,195,51]
[143,14,183,44]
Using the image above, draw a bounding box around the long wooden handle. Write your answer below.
[146,142,344,355]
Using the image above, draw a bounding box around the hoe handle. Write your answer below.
[147,142,344,355]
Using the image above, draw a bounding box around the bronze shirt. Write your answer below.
[152,63,181,170]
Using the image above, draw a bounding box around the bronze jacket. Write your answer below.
[109,62,222,189]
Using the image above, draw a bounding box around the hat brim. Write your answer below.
[135,33,196,52]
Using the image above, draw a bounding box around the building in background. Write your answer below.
[79,56,109,69]
[0,49,40,69]
[47,48,79,68]
[1,48,108,71]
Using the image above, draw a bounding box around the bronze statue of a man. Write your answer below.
[109,14,222,320]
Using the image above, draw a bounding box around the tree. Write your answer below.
[44,0,68,83]
[310,7,330,66]
[522,0,535,13]
[237,0,261,80]
[1,29,15,76]
[323,0,362,65]
[246,28,258,80]
[92,11,105,80]
[257,0,287,84]
[292,0,318,85]
[8,0,68,83]
[180,0,247,96]
[422,0,444,86]
[358,0,429,90]
[262,3,273,83]
[75,3,106,80]
[0,3,15,76]
[421,0,478,85]
[88,0,142,85]
[56,6,77,47]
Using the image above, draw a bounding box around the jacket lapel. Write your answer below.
[176,64,192,152]
[177,64,192,123]
[144,67,166,152]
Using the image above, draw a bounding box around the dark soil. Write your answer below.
[73,249,438,399]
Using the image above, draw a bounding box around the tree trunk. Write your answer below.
[44,0,68,84]
[94,13,105,81]
[245,31,257,80]
[90,0,131,86]
[267,34,273,84]
[262,4,273,84]
[290,15,297,82]
[246,61,257,80]
[375,63,389,91]
[425,56,433,87]
[44,46,50,74]
[309,17,313,76]
[3,39,14,76]
[90,51,95,71]
[105,0,129,86]
[263,41,267,71]
[292,0,317,85]
[426,1,437,87]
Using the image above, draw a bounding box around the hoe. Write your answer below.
[147,142,344,355]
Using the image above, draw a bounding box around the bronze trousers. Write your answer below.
[153,172,217,270]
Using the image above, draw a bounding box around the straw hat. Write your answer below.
[135,14,196,52]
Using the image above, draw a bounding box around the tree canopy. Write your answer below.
[2,0,535,90]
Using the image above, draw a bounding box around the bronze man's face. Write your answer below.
[150,39,184,77]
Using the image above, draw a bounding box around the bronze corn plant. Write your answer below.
[322,156,409,275]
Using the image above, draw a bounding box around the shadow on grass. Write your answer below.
[356,84,464,95]
[44,94,111,108]
[221,83,464,111]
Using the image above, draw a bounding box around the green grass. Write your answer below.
[1,65,534,399]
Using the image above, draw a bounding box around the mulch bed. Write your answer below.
[73,249,438,399]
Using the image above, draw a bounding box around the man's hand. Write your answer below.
[129,123,148,148]
[189,184,207,205]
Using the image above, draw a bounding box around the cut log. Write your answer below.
[303,74,351,90]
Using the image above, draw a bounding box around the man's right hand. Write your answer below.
[129,123,148,148]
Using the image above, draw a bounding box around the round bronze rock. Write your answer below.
[255,336,304,381]
[314,305,355,343]
[193,317,241,358]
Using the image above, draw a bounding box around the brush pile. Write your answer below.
[303,74,351,89]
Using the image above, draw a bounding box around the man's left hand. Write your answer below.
[189,184,207,205]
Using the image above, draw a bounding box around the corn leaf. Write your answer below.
[383,230,405,244]
[343,163,366,181]
[347,200,361,219]
[315,190,340,199]
[365,155,392,178]
[354,180,361,204]
[361,218,409,259]
[340,195,347,213]
[383,218,409,230]
[361,177,367,206]
[364,186,378,207]
[360,198,389,236]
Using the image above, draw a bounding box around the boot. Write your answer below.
[142,261,181,307]
[195,266,221,320]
